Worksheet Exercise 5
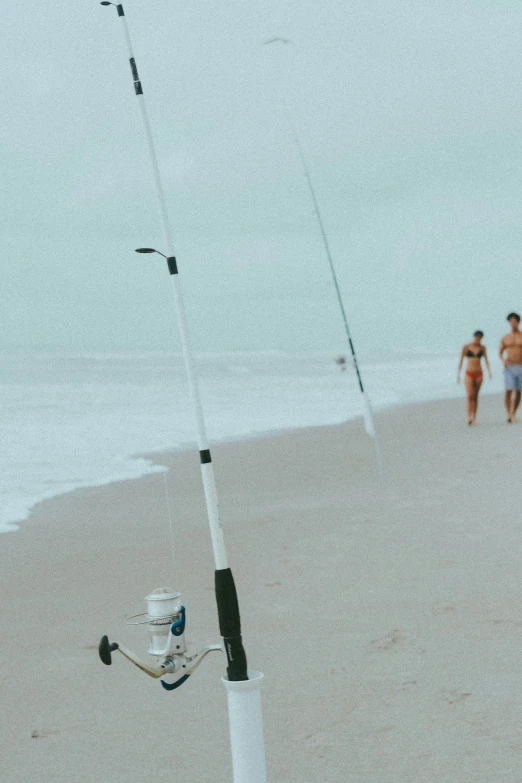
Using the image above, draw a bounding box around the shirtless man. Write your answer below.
[499,312,522,422]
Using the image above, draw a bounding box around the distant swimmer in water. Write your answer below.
[457,331,492,425]
[499,312,522,423]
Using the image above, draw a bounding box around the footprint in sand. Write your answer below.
[442,689,472,705]
[397,679,417,689]
[489,618,522,634]
[31,728,60,739]
[371,629,426,655]
[303,730,337,758]
[432,603,457,616]
[371,629,410,651]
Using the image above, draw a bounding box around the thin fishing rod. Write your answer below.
[100,1,247,684]
[284,106,384,478]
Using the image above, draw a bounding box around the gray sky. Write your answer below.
[2,0,522,355]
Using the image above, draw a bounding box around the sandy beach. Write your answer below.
[1,393,522,782]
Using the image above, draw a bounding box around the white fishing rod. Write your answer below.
[97,6,267,782]
[264,44,383,476]
[290,119,384,478]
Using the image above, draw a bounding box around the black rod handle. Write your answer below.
[215,568,248,681]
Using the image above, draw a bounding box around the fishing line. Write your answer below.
[161,467,177,581]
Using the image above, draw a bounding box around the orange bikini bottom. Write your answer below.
[466,370,483,380]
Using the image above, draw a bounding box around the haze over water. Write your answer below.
[1,1,522,358]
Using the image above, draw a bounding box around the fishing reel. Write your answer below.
[99,587,221,691]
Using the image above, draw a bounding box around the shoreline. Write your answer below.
[1,385,502,538]
[3,393,522,782]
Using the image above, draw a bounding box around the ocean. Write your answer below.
[0,350,502,533]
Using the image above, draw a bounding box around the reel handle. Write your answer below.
[99,635,119,665]
[99,635,168,678]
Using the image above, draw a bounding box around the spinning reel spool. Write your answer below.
[99,587,221,691]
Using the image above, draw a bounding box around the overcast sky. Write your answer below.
[2,1,522,355]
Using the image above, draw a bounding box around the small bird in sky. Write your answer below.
[263,37,293,45]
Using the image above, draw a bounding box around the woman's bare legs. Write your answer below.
[465,376,482,424]
[472,379,482,422]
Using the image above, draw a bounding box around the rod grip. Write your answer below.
[215,568,248,681]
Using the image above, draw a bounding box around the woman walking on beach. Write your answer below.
[457,331,492,425]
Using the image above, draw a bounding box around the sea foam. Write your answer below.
[0,350,501,533]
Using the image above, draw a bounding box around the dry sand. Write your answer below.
[1,393,522,782]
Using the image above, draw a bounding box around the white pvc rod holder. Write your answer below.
[222,672,267,783]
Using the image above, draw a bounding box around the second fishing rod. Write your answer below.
[287,107,385,479]
[263,40,384,478]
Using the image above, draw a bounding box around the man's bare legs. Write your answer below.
[505,390,512,421]
[505,390,521,422]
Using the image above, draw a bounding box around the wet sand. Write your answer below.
[1,393,521,782]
